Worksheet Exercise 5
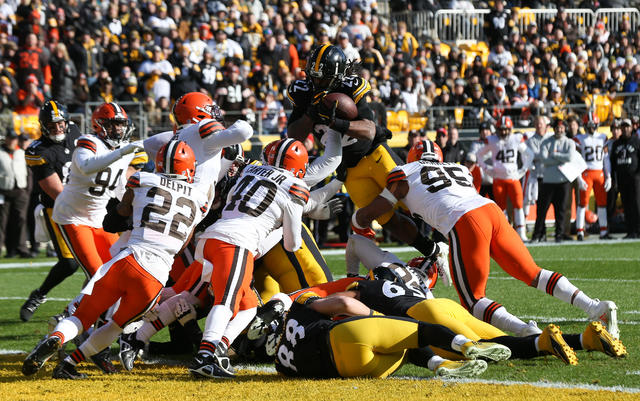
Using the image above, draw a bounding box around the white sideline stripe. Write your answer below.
[0,261,55,269]
[393,376,640,394]
[0,349,24,355]
[487,276,640,283]
[627,311,640,314]
[0,297,72,302]
[519,315,639,325]
[627,371,640,375]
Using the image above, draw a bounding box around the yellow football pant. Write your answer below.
[345,144,405,225]
[44,208,73,259]
[329,316,422,378]
[255,224,332,301]
[407,298,506,360]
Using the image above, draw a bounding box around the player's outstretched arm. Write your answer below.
[304,127,342,187]
[74,141,141,175]
[354,179,409,229]
[282,200,304,252]
[308,295,371,317]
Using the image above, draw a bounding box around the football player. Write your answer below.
[52,102,145,278]
[20,101,81,322]
[476,116,533,241]
[353,139,620,339]
[286,44,445,267]
[273,293,508,378]
[575,112,612,240]
[189,138,311,379]
[22,140,209,379]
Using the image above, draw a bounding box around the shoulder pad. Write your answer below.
[339,76,371,104]
[199,118,225,139]
[288,182,310,205]
[77,137,98,153]
[286,79,312,108]
[25,141,48,166]
[386,168,407,186]
[126,172,141,189]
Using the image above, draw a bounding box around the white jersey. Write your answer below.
[200,164,309,255]
[576,133,607,171]
[53,135,135,227]
[126,172,209,284]
[477,133,527,180]
[390,161,492,235]
[143,119,253,203]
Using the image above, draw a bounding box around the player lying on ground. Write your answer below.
[22,140,208,379]
[353,139,620,339]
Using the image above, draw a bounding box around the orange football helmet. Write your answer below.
[496,115,513,138]
[156,140,197,183]
[263,138,308,178]
[407,139,443,163]
[92,102,134,148]
[583,111,599,133]
[172,92,223,126]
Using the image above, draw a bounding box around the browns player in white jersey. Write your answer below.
[189,138,310,379]
[476,116,533,241]
[23,140,208,379]
[575,112,612,240]
[52,102,145,278]
[353,140,619,339]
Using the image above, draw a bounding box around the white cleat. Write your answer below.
[589,300,619,339]
[517,320,543,337]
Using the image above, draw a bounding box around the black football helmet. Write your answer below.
[39,100,69,143]
[305,44,347,92]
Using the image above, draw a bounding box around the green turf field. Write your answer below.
[1,241,639,393]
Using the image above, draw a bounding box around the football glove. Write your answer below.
[604,175,612,192]
[306,198,344,220]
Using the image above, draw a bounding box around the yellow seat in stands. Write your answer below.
[387,110,401,133]
[409,115,428,131]
[454,108,464,125]
[397,110,410,131]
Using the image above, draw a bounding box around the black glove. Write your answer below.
[222,143,243,161]
[307,98,337,126]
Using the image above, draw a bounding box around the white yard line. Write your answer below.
[0,296,71,302]
[519,315,639,325]
[0,261,55,269]
[487,276,640,283]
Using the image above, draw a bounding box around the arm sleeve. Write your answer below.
[282,200,304,252]
[302,179,343,214]
[73,145,124,175]
[143,131,173,162]
[202,119,253,153]
[304,128,342,187]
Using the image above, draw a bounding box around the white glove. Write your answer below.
[604,175,612,192]
[174,297,197,326]
[434,242,452,287]
[577,175,588,191]
[119,141,144,156]
[305,198,344,220]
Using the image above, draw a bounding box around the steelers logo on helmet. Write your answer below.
[305,44,347,92]
[39,100,69,143]
[264,138,308,179]
[91,102,134,148]
[156,139,197,183]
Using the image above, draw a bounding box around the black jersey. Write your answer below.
[286,76,389,168]
[25,123,81,208]
[274,302,340,378]
[351,279,424,317]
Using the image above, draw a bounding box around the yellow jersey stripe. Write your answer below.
[353,81,371,104]
[314,44,330,73]
[26,157,47,166]
[286,91,296,107]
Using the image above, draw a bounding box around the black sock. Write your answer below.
[482,335,537,359]
[39,258,79,295]
[407,346,437,368]
[563,334,583,350]
[410,233,437,258]
[417,321,456,349]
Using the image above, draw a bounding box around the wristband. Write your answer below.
[332,118,350,134]
[351,211,366,230]
[379,188,398,205]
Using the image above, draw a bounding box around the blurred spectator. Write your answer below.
[49,43,77,106]
[118,75,140,103]
[610,119,640,238]
[138,45,175,101]
[337,32,360,63]
[257,90,284,134]
[15,74,43,116]
[443,125,465,163]
[70,72,90,113]
[13,33,50,89]
[0,73,17,131]
[216,64,249,124]
[0,131,29,257]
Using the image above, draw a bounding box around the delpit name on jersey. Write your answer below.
[159,176,193,196]
[244,164,288,185]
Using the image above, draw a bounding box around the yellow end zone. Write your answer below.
[1,355,636,401]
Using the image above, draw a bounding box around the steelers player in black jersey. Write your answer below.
[20,101,81,322]
[341,268,626,363]
[273,293,501,378]
[286,44,442,262]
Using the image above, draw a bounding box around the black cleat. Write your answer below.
[22,336,61,376]
[20,289,47,322]
[90,347,117,374]
[119,333,145,371]
[189,352,236,379]
[52,361,87,379]
[247,299,286,340]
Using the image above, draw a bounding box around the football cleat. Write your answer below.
[90,347,117,374]
[248,299,286,340]
[189,352,236,379]
[20,289,47,322]
[52,361,87,380]
[119,333,145,371]
[22,336,61,376]
[577,232,584,241]
[537,324,578,365]
[461,341,511,361]
[435,359,488,378]
[517,320,543,337]
[588,299,619,339]
[582,321,627,358]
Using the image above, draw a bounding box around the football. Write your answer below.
[322,92,358,120]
